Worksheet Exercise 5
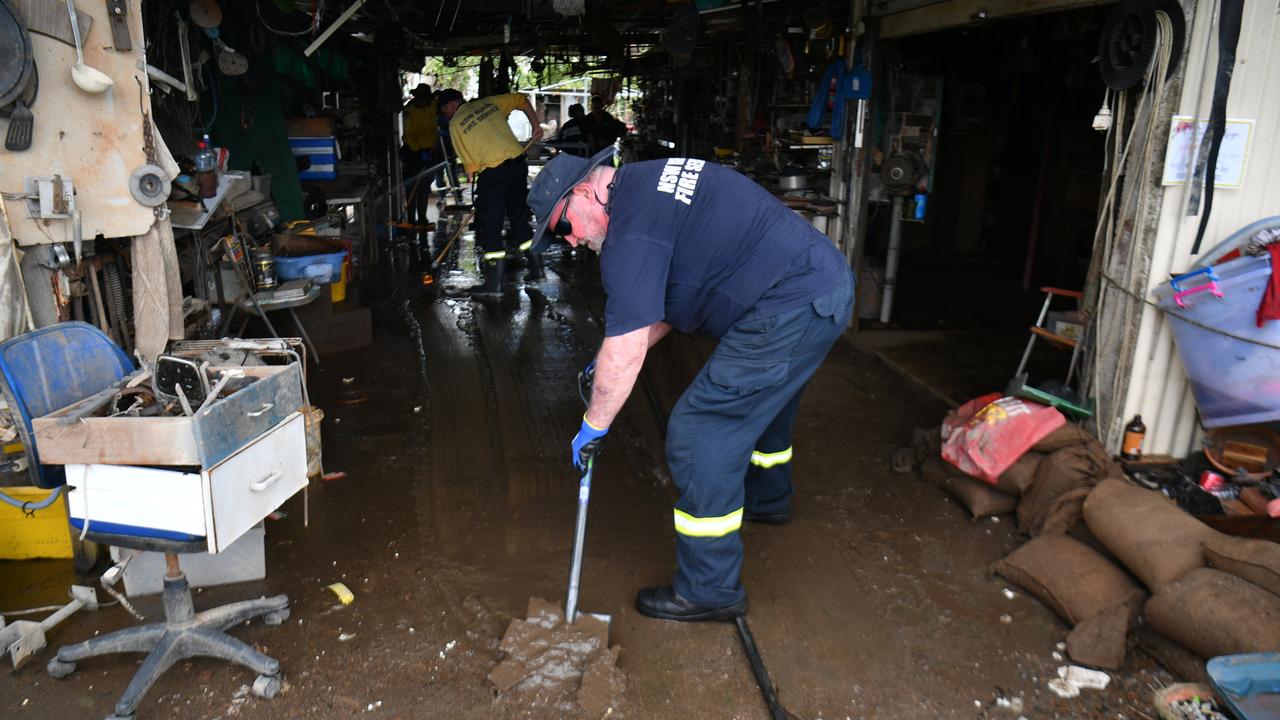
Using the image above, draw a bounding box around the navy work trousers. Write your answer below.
[473,155,533,260]
[666,274,854,607]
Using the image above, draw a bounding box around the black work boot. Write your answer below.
[635,585,747,622]
[523,251,545,282]
[743,508,791,525]
[468,259,504,298]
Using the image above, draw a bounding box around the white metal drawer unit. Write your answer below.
[66,412,307,553]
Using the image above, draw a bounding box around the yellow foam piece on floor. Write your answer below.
[327,582,355,605]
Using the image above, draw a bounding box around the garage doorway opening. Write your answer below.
[859,7,1111,406]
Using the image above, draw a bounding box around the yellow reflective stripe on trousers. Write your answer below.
[751,446,793,468]
[673,508,743,538]
[517,239,533,252]
[482,251,506,261]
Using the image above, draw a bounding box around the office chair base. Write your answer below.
[48,572,288,719]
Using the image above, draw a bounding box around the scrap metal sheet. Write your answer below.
[0,0,155,245]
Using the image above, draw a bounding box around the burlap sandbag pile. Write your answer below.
[902,422,1122,528]
[1085,480,1280,662]
[899,417,1280,672]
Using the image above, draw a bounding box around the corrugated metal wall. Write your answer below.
[1122,0,1280,455]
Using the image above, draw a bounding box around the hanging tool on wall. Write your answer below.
[104,0,130,51]
[2,0,37,151]
[805,58,870,140]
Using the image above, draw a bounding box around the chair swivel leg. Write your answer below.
[110,633,184,719]
[54,623,166,663]
[195,594,289,632]
[186,627,280,676]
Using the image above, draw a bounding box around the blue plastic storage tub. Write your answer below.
[1153,253,1280,428]
[288,136,337,180]
[1207,653,1280,720]
[274,250,346,284]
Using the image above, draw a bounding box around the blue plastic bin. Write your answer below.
[274,250,346,284]
[288,136,337,180]
[1153,253,1280,428]
[1207,653,1280,720]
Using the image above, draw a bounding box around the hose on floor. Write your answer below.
[0,484,68,514]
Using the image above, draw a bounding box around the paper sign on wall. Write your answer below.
[1161,115,1253,187]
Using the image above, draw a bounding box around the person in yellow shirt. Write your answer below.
[437,89,544,298]
[401,83,438,224]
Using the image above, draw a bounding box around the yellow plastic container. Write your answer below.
[329,260,347,303]
[0,486,73,560]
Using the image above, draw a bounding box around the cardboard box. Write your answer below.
[110,524,266,596]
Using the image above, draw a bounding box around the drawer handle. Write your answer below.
[246,403,274,418]
[250,471,283,492]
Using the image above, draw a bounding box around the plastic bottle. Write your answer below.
[1120,415,1146,461]
[195,135,218,198]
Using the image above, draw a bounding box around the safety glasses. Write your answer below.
[552,196,573,238]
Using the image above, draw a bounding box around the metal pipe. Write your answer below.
[879,195,904,324]
[303,0,367,57]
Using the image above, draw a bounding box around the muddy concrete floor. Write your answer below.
[1,223,1172,719]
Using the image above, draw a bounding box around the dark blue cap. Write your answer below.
[527,146,618,253]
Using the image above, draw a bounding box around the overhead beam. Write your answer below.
[880,0,1112,39]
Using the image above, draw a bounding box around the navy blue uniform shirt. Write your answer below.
[600,159,849,339]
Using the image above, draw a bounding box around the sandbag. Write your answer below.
[1038,486,1093,536]
[1204,534,1280,597]
[943,475,1019,519]
[1135,627,1211,685]
[920,456,1017,518]
[1066,593,1143,670]
[1031,423,1096,453]
[914,425,941,460]
[895,426,941,474]
[993,451,1043,495]
[919,455,951,486]
[1083,479,1218,592]
[943,397,1066,484]
[1019,442,1118,535]
[1144,568,1280,659]
[993,534,1144,624]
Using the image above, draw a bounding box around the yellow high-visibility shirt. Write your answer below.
[448,93,528,176]
[403,100,438,152]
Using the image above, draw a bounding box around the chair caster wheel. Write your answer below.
[263,608,290,625]
[253,674,282,699]
[47,659,76,679]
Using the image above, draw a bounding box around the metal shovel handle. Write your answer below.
[564,461,593,623]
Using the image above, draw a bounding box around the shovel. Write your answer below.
[0,586,97,669]
[564,459,612,629]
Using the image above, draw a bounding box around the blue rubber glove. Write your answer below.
[577,358,596,407]
[572,415,608,471]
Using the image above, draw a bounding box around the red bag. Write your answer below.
[941,392,1002,442]
[942,396,1066,484]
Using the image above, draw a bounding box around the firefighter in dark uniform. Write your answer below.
[527,148,854,621]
